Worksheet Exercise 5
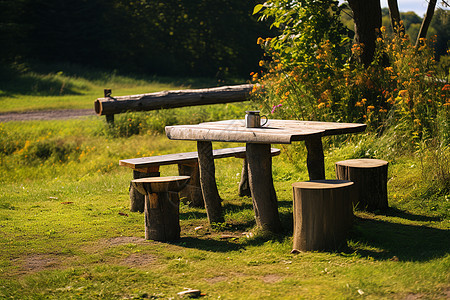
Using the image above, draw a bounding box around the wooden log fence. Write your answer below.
[94,84,254,123]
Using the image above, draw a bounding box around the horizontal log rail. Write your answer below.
[94,84,254,120]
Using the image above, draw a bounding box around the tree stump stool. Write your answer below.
[129,168,160,213]
[131,176,190,241]
[292,180,355,251]
[335,158,389,211]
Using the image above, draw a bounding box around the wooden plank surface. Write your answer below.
[200,119,367,136]
[119,147,281,169]
[165,119,366,144]
[165,124,324,144]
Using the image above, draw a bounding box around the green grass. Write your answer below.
[0,117,449,299]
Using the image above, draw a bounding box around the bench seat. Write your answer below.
[119,147,256,170]
[120,147,281,211]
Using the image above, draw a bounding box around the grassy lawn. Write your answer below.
[0,116,449,299]
[0,68,449,299]
[0,63,231,113]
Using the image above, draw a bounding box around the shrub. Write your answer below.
[253,4,449,148]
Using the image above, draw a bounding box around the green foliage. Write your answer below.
[2,0,271,78]
[255,0,349,71]
[253,1,449,143]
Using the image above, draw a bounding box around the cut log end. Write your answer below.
[94,99,102,115]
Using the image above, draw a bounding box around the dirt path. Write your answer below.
[0,109,96,122]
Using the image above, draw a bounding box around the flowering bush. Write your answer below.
[252,5,449,147]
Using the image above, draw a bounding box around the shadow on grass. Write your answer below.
[348,213,450,262]
[0,73,82,97]
[377,207,443,222]
[172,237,244,252]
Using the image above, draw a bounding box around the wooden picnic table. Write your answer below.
[165,119,366,232]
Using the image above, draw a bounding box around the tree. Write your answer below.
[415,0,438,46]
[387,0,404,35]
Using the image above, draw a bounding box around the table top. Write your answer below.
[165,119,366,144]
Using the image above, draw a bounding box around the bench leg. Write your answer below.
[178,162,204,207]
[130,168,160,212]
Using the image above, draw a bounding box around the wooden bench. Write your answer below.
[120,147,281,211]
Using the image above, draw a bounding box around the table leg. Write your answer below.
[238,157,251,197]
[197,141,224,224]
[246,143,282,232]
[305,136,326,180]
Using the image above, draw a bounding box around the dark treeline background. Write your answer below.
[1,0,271,78]
[1,1,448,79]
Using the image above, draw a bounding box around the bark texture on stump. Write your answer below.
[178,163,204,207]
[335,159,388,211]
[292,180,355,251]
[130,169,160,212]
[144,192,180,241]
[197,141,224,224]
[246,143,282,233]
[132,176,190,241]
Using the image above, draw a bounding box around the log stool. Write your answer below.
[335,159,388,211]
[131,176,190,241]
[292,180,355,251]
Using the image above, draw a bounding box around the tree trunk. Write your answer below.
[347,0,382,67]
[197,141,224,224]
[246,143,282,233]
[387,0,404,35]
[415,0,437,47]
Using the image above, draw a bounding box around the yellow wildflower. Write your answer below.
[398,90,408,97]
